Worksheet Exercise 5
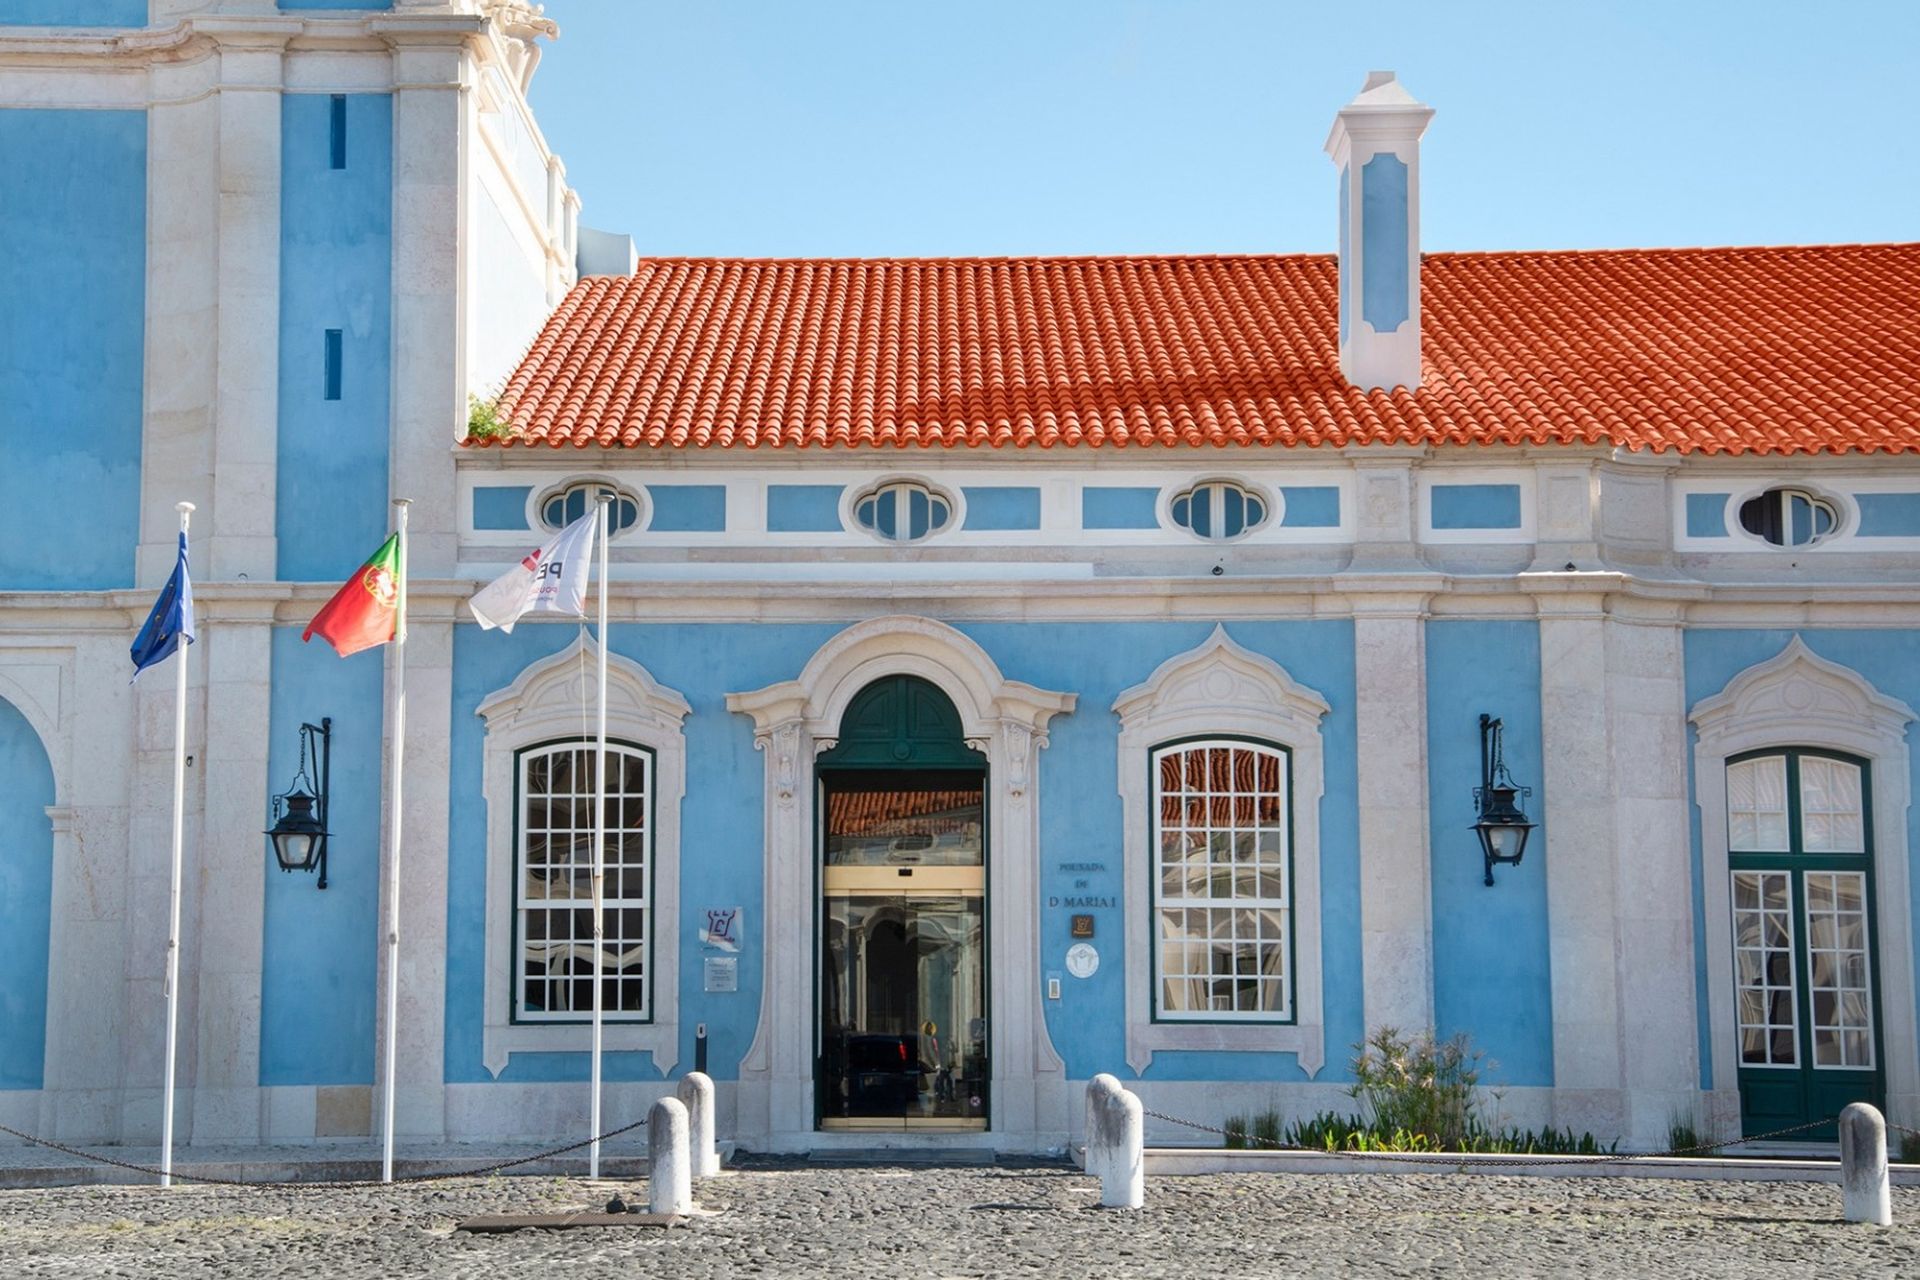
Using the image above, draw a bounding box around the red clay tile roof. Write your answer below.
[487,243,1920,455]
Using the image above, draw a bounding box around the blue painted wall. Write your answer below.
[1279,486,1340,528]
[1425,621,1553,1086]
[1686,493,1732,538]
[445,621,845,1083]
[1855,494,1920,538]
[766,485,843,532]
[0,1,145,23]
[443,619,1360,1086]
[279,0,388,9]
[1360,153,1410,333]
[1082,487,1160,530]
[0,109,146,590]
[0,698,55,1089]
[1431,484,1522,531]
[259,628,385,1085]
[647,485,727,533]
[961,486,1041,531]
[277,94,392,582]
[1683,629,1920,1091]
[473,486,532,532]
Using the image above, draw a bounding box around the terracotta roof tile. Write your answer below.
[484,244,1920,455]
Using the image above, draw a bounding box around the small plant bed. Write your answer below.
[1222,1027,1612,1155]
[1224,1111,1614,1156]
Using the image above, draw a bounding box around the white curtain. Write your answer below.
[1727,756,1789,850]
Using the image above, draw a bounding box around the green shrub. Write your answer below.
[467,393,513,442]
[1900,1131,1920,1165]
[1222,1113,1250,1149]
[1276,1108,1612,1155]
[1667,1111,1702,1155]
[1347,1026,1481,1150]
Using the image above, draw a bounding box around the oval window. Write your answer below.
[850,481,954,543]
[1737,487,1839,548]
[539,479,642,534]
[1170,481,1268,542]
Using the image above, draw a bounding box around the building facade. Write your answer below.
[2,2,1917,1156]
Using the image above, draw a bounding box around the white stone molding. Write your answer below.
[1691,637,1920,1132]
[1112,625,1330,1075]
[475,632,690,1078]
[727,615,1076,1151]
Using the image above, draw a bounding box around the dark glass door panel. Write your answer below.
[820,893,987,1128]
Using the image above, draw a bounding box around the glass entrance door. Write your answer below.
[818,771,988,1130]
[1728,749,1885,1139]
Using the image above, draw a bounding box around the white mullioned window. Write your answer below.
[851,479,955,543]
[1169,480,1268,542]
[1150,738,1292,1021]
[515,739,653,1022]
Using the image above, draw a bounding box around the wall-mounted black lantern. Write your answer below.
[1472,713,1535,887]
[266,717,331,889]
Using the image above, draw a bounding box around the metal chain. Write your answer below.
[0,1116,647,1189]
[1138,1106,1833,1169]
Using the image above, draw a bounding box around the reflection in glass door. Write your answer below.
[818,772,988,1130]
[1727,749,1884,1139]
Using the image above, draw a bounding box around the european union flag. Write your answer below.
[130,533,195,681]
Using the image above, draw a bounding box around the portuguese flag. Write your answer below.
[304,533,401,657]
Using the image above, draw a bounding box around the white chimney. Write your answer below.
[1324,71,1434,392]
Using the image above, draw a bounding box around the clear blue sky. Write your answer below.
[528,0,1918,258]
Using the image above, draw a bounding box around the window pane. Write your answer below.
[1220,486,1245,538]
[1171,495,1190,529]
[1798,757,1864,852]
[1730,870,1796,1066]
[907,487,930,540]
[1804,870,1874,1068]
[1727,756,1788,850]
[876,489,898,539]
[1190,488,1213,539]
[1153,741,1290,1020]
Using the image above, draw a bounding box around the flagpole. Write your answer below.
[159,500,194,1188]
[380,498,410,1184]
[589,493,610,1179]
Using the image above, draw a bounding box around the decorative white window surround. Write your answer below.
[476,633,690,1077]
[1691,637,1920,1126]
[1672,475,1920,554]
[727,615,1075,1148]
[1113,627,1328,1075]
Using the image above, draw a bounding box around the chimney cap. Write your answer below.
[1345,70,1424,109]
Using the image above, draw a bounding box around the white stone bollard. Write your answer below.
[1839,1102,1892,1226]
[1085,1074,1124,1186]
[1089,1083,1144,1209]
[677,1071,720,1178]
[647,1096,694,1215]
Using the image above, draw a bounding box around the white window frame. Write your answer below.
[477,633,689,1076]
[512,739,655,1024]
[1166,479,1272,543]
[533,476,645,536]
[1114,626,1328,1074]
[846,478,958,544]
[1691,636,1920,1134]
[1731,485,1843,550]
[1149,737,1294,1022]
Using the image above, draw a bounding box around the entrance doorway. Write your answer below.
[1728,748,1886,1139]
[816,676,988,1131]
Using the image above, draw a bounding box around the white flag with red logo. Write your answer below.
[468,510,596,632]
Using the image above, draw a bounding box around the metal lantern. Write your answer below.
[1472,713,1535,886]
[266,717,332,888]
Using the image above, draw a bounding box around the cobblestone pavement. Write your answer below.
[1,1159,1916,1279]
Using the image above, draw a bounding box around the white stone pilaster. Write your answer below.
[1344,449,1426,570]
[209,37,286,582]
[1532,584,1627,1137]
[1348,588,1437,1037]
[138,59,220,587]
[1531,460,1600,572]
[1604,605,1700,1147]
[379,605,452,1138]
[187,601,279,1143]
[386,36,468,577]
